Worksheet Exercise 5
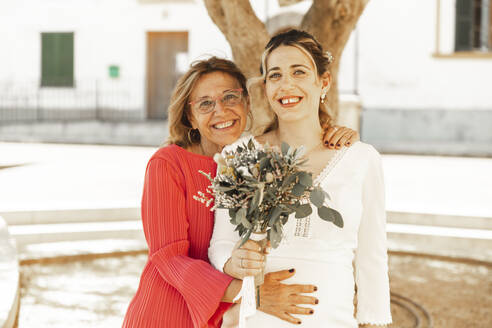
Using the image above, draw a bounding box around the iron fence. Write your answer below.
[0,79,147,123]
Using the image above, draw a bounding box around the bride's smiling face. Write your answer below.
[264,45,328,123]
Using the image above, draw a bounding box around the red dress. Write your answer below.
[123,145,233,328]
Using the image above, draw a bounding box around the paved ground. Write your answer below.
[17,252,491,328]
[1,141,491,218]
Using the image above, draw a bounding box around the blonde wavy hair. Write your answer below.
[166,56,249,148]
[247,29,335,133]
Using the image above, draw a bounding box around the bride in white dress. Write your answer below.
[208,30,392,327]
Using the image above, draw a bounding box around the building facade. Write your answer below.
[0,0,491,155]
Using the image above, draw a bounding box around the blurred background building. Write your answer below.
[1,0,490,155]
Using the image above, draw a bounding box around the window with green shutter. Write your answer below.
[455,0,492,51]
[455,0,474,51]
[41,32,74,87]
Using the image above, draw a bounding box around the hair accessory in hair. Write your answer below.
[325,51,334,64]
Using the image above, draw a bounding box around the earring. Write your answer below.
[187,128,200,144]
[320,93,326,104]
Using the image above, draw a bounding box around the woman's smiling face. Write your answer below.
[188,71,248,149]
[264,45,328,124]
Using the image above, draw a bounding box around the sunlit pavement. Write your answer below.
[16,253,492,328]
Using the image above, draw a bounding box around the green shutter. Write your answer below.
[41,33,74,87]
[455,0,474,51]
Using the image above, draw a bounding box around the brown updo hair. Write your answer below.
[252,29,334,133]
[166,56,249,148]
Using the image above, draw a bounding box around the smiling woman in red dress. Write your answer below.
[122,59,251,328]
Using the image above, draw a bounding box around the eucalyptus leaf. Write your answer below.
[257,152,267,160]
[238,225,246,236]
[248,138,255,150]
[297,158,309,166]
[281,142,290,156]
[287,145,294,157]
[331,209,344,228]
[250,189,260,214]
[318,206,343,227]
[310,187,325,207]
[268,207,282,227]
[236,208,246,225]
[296,145,306,158]
[291,183,306,197]
[241,215,252,229]
[298,171,313,187]
[264,188,275,200]
[318,206,333,222]
[282,174,297,188]
[229,208,237,220]
[217,185,235,192]
[259,157,270,171]
[295,203,312,218]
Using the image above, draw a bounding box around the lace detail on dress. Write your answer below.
[294,200,311,238]
[313,147,348,186]
[294,147,349,238]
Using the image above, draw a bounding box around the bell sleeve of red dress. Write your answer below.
[142,158,233,328]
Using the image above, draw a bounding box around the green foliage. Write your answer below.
[195,139,344,249]
[318,206,344,228]
[291,183,306,197]
[310,187,325,207]
[295,203,313,218]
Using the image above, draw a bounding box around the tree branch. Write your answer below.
[204,0,269,78]
[301,0,370,118]
[203,0,227,33]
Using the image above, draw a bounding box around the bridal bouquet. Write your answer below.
[195,139,343,249]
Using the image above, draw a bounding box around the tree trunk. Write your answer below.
[204,0,369,133]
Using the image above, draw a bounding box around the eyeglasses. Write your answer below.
[189,88,244,114]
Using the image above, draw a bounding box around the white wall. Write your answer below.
[0,0,491,113]
[356,0,492,110]
[0,0,232,111]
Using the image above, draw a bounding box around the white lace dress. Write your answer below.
[208,137,392,327]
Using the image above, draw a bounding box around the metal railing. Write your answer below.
[0,79,147,123]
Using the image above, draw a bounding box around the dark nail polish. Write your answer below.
[289,268,295,273]
[297,321,302,325]
[314,286,318,291]
[336,143,341,147]
[324,141,329,146]
[315,299,319,304]
[346,142,351,145]
[309,310,314,314]
[329,143,334,147]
